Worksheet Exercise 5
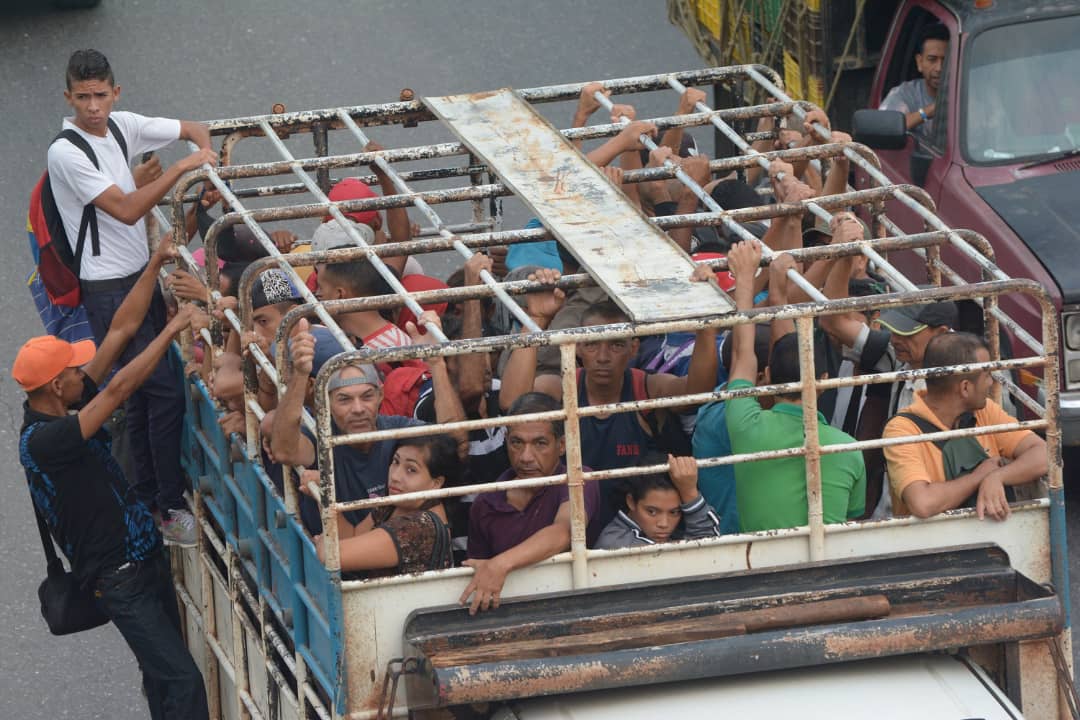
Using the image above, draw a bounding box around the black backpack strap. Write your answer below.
[53,129,105,261]
[425,511,452,571]
[106,117,128,162]
[896,412,949,452]
[32,501,63,573]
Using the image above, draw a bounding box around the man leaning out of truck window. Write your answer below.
[879,22,949,144]
[883,332,1047,521]
[460,392,602,615]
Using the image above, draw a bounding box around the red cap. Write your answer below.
[692,252,737,291]
[326,178,379,227]
[12,336,96,392]
[396,273,450,330]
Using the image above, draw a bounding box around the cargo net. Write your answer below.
[158,65,1061,584]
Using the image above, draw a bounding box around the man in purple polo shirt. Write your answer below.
[461,392,600,614]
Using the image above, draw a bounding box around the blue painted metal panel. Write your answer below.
[180,377,347,713]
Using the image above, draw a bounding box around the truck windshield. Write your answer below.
[964,14,1080,165]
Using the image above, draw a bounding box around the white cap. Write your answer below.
[311,220,375,253]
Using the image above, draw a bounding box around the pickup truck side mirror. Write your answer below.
[852,109,907,150]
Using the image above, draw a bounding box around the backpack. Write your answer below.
[895,410,1013,507]
[28,118,128,308]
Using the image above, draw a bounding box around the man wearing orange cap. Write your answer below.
[15,269,209,717]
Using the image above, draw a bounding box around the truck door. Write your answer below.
[858,2,959,281]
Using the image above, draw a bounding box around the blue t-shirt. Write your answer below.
[692,381,740,534]
[506,218,562,273]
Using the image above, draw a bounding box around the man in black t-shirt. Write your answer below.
[15,240,209,720]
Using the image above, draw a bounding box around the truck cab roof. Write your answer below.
[940,0,1080,33]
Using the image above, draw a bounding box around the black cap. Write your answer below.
[879,301,958,336]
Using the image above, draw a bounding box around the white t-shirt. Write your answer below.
[46,111,181,281]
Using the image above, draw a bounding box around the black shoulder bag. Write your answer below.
[31,502,109,635]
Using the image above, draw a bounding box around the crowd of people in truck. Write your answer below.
[13,42,1049,717]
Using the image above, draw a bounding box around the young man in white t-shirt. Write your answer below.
[47,49,217,546]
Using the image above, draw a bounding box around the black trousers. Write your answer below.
[94,553,208,720]
[82,274,186,512]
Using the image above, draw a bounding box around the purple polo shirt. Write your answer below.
[466,463,601,559]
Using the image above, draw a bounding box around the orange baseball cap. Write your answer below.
[12,336,96,392]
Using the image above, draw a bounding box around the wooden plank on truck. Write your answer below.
[424,88,735,323]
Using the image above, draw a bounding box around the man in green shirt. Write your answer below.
[722,237,866,532]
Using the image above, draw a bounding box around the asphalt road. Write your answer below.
[0,2,1075,718]
[0,1,717,717]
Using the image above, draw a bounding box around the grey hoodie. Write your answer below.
[595,495,722,550]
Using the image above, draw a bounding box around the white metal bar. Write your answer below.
[591,88,830,303]
[743,66,1012,285]
[335,110,543,334]
[665,75,918,295]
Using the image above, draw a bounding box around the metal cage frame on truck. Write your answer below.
[157,65,1071,720]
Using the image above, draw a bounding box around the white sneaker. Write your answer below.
[161,508,197,548]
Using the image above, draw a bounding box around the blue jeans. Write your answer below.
[82,277,186,512]
[94,553,208,719]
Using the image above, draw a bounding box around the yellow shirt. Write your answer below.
[883,392,1032,516]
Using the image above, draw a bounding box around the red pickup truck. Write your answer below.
[852,1,1080,445]
[670,0,1080,445]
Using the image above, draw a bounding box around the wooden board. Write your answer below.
[424,88,734,322]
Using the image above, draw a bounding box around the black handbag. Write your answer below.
[32,503,109,635]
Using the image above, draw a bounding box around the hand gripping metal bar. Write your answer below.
[665,75,918,295]
[591,89,830,303]
[254,120,449,343]
[743,66,1011,286]
[182,141,356,353]
[335,111,543,334]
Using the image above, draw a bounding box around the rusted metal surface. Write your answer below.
[401,545,1063,708]
[560,344,590,589]
[797,317,825,562]
[425,88,733,322]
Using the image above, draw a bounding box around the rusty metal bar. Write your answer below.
[591,87,829,303]
[199,66,784,136]
[745,66,1014,287]
[318,353,1046,451]
[560,343,589,589]
[797,317,825,561]
[879,214,1045,356]
[255,118,446,342]
[665,75,917,294]
[335,111,543,334]
[312,280,1045,370]
[331,417,1048,515]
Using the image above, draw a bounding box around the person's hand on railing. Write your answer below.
[600,165,625,188]
[212,295,238,322]
[768,253,797,305]
[459,556,511,615]
[678,87,707,116]
[404,310,444,348]
[769,159,815,204]
[269,230,297,253]
[574,81,610,124]
[668,454,701,505]
[219,410,244,437]
[176,147,219,174]
[609,103,636,123]
[802,108,832,145]
[463,252,493,287]
[151,229,177,266]
[298,468,321,498]
[976,460,1012,522]
[167,269,210,304]
[523,268,565,331]
[290,318,315,378]
[680,154,712,190]
[727,239,763,287]
[614,120,658,152]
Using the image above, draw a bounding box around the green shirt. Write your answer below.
[724,378,866,532]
